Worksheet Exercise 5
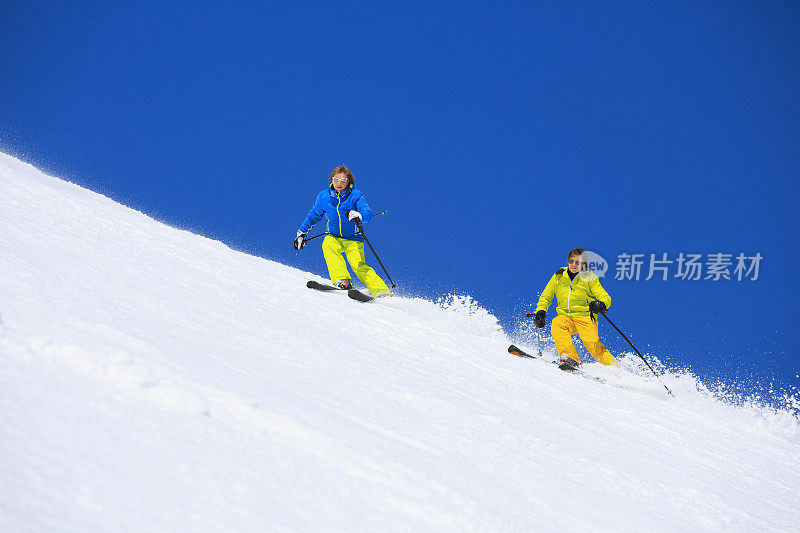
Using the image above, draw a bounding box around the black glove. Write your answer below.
[534,310,546,329]
[294,232,307,250]
[589,300,607,314]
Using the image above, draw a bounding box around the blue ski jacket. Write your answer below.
[298,184,374,242]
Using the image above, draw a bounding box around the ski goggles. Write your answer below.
[332,176,348,184]
[568,259,586,265]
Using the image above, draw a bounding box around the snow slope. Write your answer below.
[1,153,799,532]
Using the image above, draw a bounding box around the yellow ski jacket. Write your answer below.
[536,267,611,319]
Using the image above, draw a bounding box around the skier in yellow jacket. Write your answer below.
[534,247,617,369]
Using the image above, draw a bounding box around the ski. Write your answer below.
[307,281,379,304]
[306,280,343,292]
[347,289,374,302]
[508,345,538,359]
[508,346,673,398]
[507,344,605,383]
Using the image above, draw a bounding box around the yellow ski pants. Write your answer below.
[551,315,617,365]
[322,235,391,296]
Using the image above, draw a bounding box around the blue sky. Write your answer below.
[2,1,798,398]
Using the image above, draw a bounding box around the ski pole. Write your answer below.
[524,313,544,357]
[535,326,543,357]
[304,211,388,244]
[355,220,396,288]
[599,311,674,397]
[304,232,327,244]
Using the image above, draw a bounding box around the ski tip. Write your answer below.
[347,289,374,302]
[508,345,537,359]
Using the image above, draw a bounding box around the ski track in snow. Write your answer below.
[1,153,799,532]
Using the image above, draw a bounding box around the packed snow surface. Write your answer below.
[1,153,799,531]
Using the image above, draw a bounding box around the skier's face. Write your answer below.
[568,256,583,273]
[331,173,349,192]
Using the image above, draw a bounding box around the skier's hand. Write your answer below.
[534,310,546,329]
[589,300,607,314]
[347,210,362,224]
[294,231,307,250]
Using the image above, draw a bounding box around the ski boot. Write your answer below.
[556,355,580,372]
[335,279,353,290]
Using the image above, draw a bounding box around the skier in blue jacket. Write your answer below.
[294,166,391,296]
